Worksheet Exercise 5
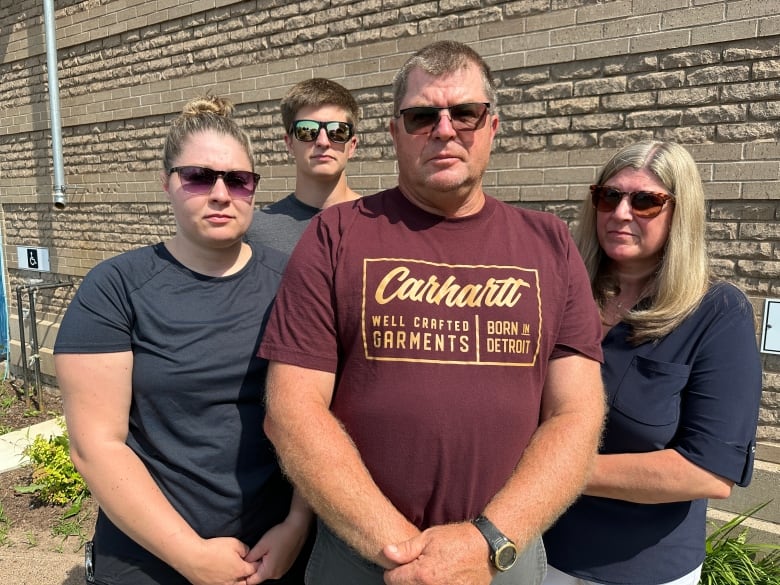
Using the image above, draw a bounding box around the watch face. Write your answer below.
[495,542,518,571]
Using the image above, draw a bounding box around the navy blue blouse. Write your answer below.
[543,281,763,584]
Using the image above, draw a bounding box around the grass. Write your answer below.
[0,388,15,435]
[0,501,10,545]
[701,502,780,585]
[52,515,90,550]
[23,531,38,548]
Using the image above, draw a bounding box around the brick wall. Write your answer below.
[1,0,779,443]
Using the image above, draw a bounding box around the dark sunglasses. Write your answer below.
[394,102,491,135]
[590,185,675,218]
[289,120,354,143]
[168,166,260,199]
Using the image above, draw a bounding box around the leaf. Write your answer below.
[702,500,780,583]
[14,483,44,494]
[62,501,83,519]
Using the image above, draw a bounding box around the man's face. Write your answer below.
[389,63,498,216]
[285,104,357,181]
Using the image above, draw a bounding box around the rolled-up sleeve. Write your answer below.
[672,287,762,486]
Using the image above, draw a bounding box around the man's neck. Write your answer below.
[293,173,359,210]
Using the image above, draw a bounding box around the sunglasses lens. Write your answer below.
[177,166,216,194]
[223,171,258,198]
[400,103,489,134]
[292,120,353,143]
[631,192,665,216]
[292,120,320,142]
[325,122,352,143]
[402,108,441,134]
[450,104,489,130]
[172,167,257,198]
[590,186,669,218]
[591,187,622,212]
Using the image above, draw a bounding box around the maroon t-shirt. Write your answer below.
[260,188,602,529]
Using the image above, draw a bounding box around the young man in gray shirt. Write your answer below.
[246,78,360,254]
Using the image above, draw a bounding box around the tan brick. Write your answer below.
[691,20,759,44]
[658,87,718,106]
[574,38,630,61]
[549,22,601,46]
[527,7,575,32]
[576,1,632,24]
[664,4,725,30]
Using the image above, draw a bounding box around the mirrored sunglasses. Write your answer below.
[168,166,260,199]
[289,120,354,143]
[395,102,491,135]
[590,185,675,218]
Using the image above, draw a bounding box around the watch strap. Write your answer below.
[471,514,510,552]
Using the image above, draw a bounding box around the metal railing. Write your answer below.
[15,281,73,410]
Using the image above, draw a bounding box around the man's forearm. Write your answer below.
[264,364,419,566]
[483,355,605,549]
[483,408,603,549]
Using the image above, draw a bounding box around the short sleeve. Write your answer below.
[54,260,134,354]
[550,232,603,363]
[258,213,340,372]
[672,285,762,486]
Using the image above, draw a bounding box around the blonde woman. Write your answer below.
[54,96,310,585]
[543,141,762,585]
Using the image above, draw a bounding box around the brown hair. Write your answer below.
[391,41,498,113]
[280,78,360,133]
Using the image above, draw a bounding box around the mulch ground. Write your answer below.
[0,378,97,552]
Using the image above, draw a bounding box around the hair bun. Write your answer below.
[181,95,235,118]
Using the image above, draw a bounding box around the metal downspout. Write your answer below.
[43,0,67,209]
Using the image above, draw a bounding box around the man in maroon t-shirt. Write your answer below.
[261,41,605,585]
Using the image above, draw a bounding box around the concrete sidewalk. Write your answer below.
[0,417,65,473]
[0,418,82,585]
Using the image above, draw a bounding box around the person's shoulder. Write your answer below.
[73,245,166,303]
[260,193,319,217]
[247,240,289,276]
[260,193,296,212]
[317,190,378,220]
[85,244,160,279]
[704,280,753,311]
[494,198,566,224]
[489,197,571,242]
[684,281,757,332]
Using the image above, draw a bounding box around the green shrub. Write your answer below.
[701,502,780,585]
[16,419,89,507]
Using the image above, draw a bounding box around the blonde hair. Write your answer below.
[574,141,710,343]
[162,95,254,172]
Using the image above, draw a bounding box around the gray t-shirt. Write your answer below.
[245,193,320,255]
[54,242,292,581]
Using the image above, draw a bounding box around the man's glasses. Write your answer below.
[394,102,491,135]
[168,166,260,199]
[289,120,354,143]
[590,185,675,218]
